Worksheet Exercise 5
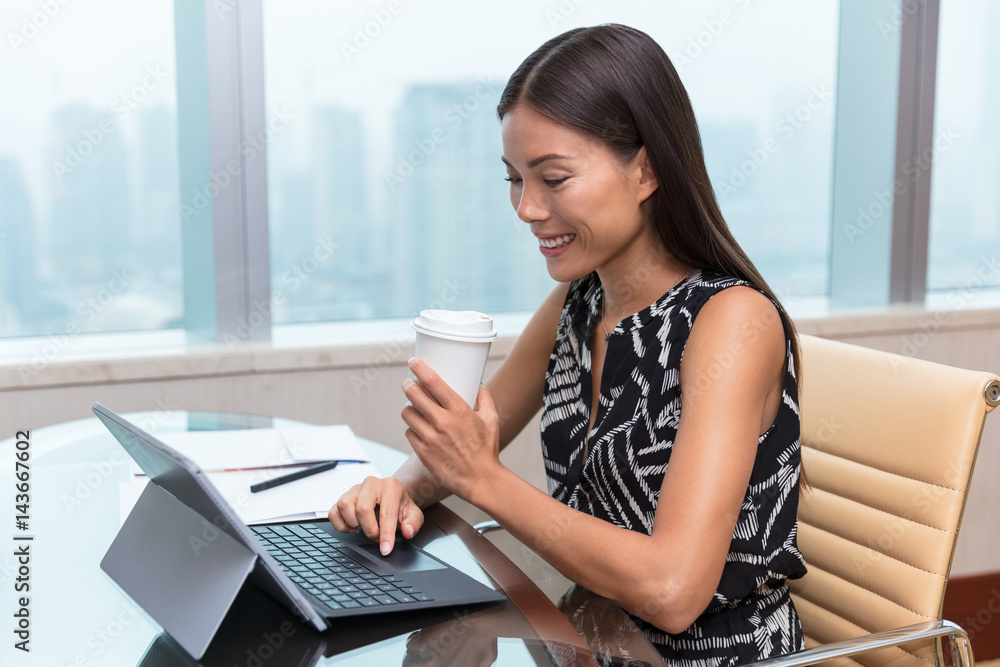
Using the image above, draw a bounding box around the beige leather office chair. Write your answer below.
[749,334,1000,667]
[478,334,999,667]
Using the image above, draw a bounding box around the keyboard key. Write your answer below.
[412,593,434,602]
[372,595,397,605]
[271,526,293,536]
[340,600,361,609]
[287,525,311,536]
[346,591,368,599]
[358,597,380,607]
[323,601,343,611]
[388,590,416,604]
[332,594,351,603]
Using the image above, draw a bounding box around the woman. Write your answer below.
[331,24,807,664]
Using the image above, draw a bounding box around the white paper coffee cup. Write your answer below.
[412,310,498,408]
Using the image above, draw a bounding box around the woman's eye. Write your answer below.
[504,176,522,185]
[544,177,568,188]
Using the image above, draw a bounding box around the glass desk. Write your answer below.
[0,412,667,666]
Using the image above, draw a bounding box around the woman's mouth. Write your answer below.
[538,234,576,249]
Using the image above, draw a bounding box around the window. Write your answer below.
[927,0,1000,301]
[0,0,182,339]
[262,0,839,325]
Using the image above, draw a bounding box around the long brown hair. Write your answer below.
[497,23,803,393]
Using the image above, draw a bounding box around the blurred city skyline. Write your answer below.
[1,0,996,339]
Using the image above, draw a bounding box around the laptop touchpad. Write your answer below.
[352,542,446,574]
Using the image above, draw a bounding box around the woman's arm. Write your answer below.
[329,282,569,553]
[403,286,786,634]
[395,280,568,501]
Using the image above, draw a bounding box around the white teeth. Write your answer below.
[539,234,576,249]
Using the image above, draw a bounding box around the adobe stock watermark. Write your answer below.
[210,0,243,19]
[349,278,468,394]
[17,268,136,383]
[670,0,755,72]
[222,235,339,350]
[51,65,169,182]
[962,588,1000,643]
[716,84,833,202]
[854,459,964,574]
[61,599,147,666]
[7,0,73,54]
[340,0,403,63]
[877,0,920,40]
[238,623,298,667]
[384,76,501,191]
[544,0,587,28]
[60,398,180,513]
[179,108,295,224]
[889,254,1000,367]
[843,126,958,245]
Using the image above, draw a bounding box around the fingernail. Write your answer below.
[349,527,358,534]
[381,540,392,556]
[402,378,414,390]
[402,523,413,538]
[407,356,417,368]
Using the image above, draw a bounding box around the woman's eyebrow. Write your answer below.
[500,153,573,169]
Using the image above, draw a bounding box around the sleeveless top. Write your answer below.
[541,269,808,665]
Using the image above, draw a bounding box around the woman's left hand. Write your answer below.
[401,357,502,502]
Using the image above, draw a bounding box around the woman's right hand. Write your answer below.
[328,476,425,556]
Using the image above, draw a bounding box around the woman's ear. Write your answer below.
[633,146,659,204]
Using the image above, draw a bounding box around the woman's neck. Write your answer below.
[596,242,689,325]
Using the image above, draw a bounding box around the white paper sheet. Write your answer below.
[119,426,380,525]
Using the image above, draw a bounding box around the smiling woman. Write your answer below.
[330,23,808,666]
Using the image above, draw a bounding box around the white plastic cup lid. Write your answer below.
[412,309,497,343]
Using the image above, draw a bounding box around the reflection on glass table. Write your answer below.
[0,411,668,666]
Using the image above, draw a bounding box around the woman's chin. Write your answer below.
[544,259,592,284]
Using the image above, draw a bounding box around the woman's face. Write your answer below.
[500,105,659,283]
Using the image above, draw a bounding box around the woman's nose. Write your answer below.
[514,182,547,223]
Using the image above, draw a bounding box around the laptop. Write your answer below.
[93,403,505,658]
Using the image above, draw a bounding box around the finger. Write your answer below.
[330,484,362,532]
[408,357,465,411]
[401,401,434,436]
[402,378,451,437]
[474,385,499,424]
[377,480,405,555]
[404,427,426,460]
[398,496,425,540]
[354,477,383,541]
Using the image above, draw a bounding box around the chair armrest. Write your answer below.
[743,620,974,667]
[474,519,503,534]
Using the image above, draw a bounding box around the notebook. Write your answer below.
[93,403,506,658]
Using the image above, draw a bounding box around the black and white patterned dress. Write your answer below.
[542,269,807,665]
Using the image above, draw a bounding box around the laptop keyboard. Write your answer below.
[251,523,433,612]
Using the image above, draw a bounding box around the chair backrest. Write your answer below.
[790,334,1000,666]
